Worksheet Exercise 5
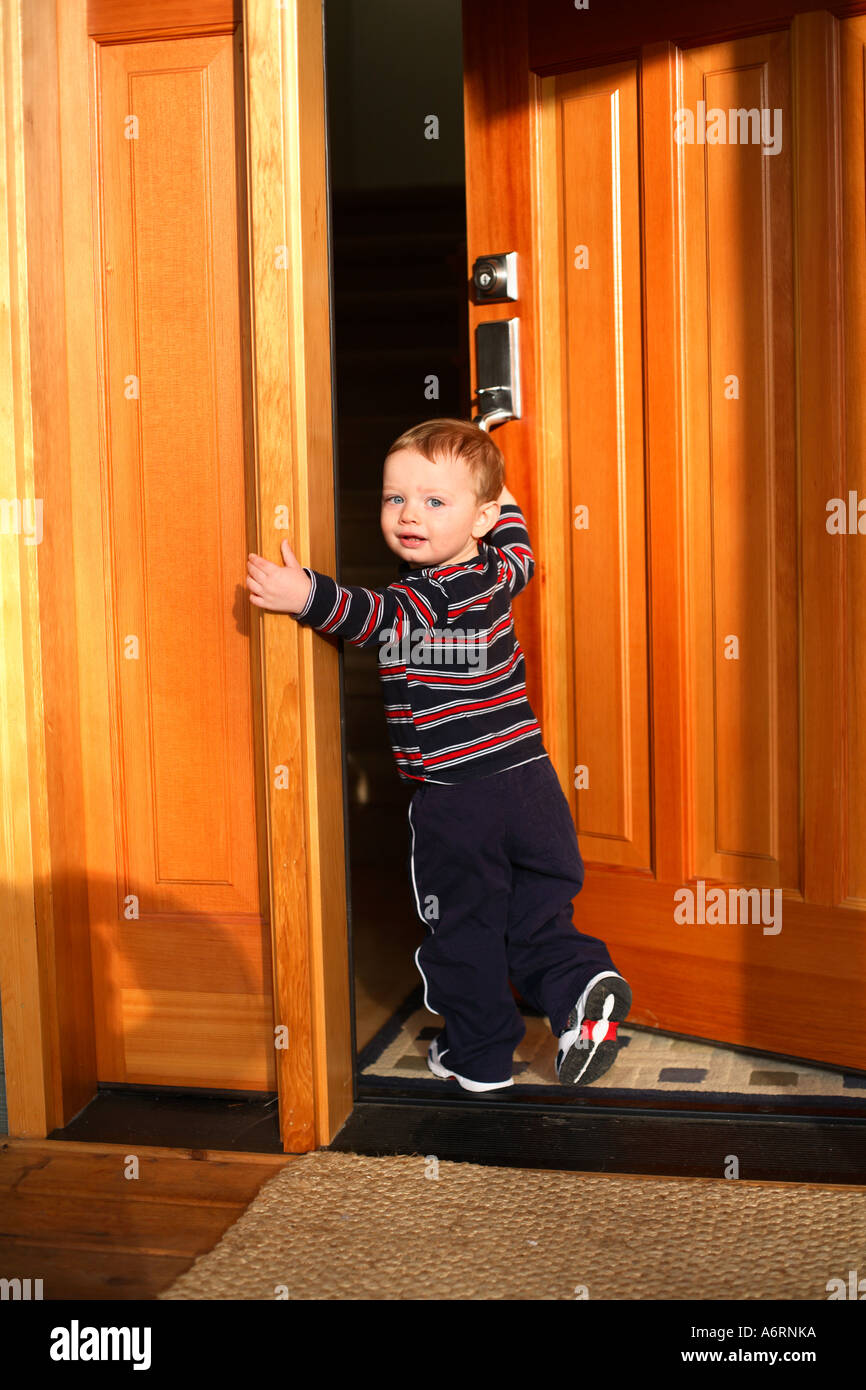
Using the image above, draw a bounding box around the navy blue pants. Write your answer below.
[407,754,620,1083]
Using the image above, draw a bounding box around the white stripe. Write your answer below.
[414,945,438,1016]
[408,798,439,1016]
[296,569,317,619]
[420,752,549,785]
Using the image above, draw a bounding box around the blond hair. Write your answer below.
[385,417,505,503]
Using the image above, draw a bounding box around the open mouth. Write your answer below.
[398,535,426,547]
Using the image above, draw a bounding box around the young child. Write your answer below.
[246,418,631,1092]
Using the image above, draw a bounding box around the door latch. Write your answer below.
[473,318,521,432]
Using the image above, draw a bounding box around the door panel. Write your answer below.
[465,1,866,1069]
[842,16,866,909]
[678,33,799,890]
[555,64,652,872]
[92,29,274,1088]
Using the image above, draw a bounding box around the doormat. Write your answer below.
[357,986,866,1110]
[157,1149,866,1300]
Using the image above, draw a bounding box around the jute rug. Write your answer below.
[158,1151,866,1300]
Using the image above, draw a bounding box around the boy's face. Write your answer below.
[381,447,499,568]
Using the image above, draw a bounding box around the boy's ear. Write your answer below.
[474,498,500,537]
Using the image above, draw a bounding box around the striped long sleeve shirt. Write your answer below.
[292,503,549,784]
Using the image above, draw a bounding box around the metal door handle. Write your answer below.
[472,318,521,432]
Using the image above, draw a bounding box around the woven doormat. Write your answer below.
[358,987,866,1107]
[158,1151,866,1300]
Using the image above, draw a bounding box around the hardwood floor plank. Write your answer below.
[0,1194,246,1257]
[0,1237,194,1300]
[1,1137,294,1165]
[0,1140,297,1296]
[5,1152,288,1206]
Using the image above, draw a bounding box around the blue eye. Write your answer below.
[383,496,402,505]
[427,498,443,508]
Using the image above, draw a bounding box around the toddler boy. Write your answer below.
[246,418,631,1092]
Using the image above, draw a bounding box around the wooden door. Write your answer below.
[4,0,347,1147]
[463,1,866,1070]
[86,23,275,1089]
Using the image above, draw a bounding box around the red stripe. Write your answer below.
[321,590,350,631]
[448,594,493,620]
[580,1020,618,1042]
[391,583,436,626]
[433,563,485,577]
[407,649,523,686]
[357,591,383,644]
[413,691,525,725]
[424,721,540,767]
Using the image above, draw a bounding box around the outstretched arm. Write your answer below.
[246,540,450,649]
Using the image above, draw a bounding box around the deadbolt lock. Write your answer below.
[472,252,518,303]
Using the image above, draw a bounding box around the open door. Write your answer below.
[462,0,866,1070]
[1,0,350,1150]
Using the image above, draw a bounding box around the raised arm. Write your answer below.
[485,489,534,596]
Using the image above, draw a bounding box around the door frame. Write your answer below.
[0,0,350,1151]
[3,0,866,1174]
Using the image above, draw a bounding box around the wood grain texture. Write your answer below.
[531,72,572,788]
[793,11,847,909]
[20,0,108,1131]
[292,0,354,1144]
[472,4,866,1069]
[88,0,238,40]
[570,872,866,1068]
[640,42,689,887]
[4,0,351,1148]
[244,0,352,1149]
[527,0,866,75]
[542,62,652,870]
[0,1139,294,1298]
[462,0,543,726]
[0,0,59,1137]
[840,14,866,906]
[94,29,274,1089]
[678,31,798,889]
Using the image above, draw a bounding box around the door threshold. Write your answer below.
[356,1074,866,1119]
[332,1087,866,1185]
[46,1085,283,1154]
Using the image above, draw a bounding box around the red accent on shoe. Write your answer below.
[579,1019,618,1042]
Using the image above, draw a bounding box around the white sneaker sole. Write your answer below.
[556,972,632,1085]
[427,1037,514,1092]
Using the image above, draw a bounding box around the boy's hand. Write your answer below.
[246,541,312,615]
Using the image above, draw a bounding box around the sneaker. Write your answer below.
[555,972,632,1085]
[426,1034,514,1092]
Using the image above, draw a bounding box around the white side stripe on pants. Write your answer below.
[408,799,438,1016]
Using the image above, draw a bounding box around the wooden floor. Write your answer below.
[0,1138,295,1300]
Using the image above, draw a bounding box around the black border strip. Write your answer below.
[330,1097,866,1185]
